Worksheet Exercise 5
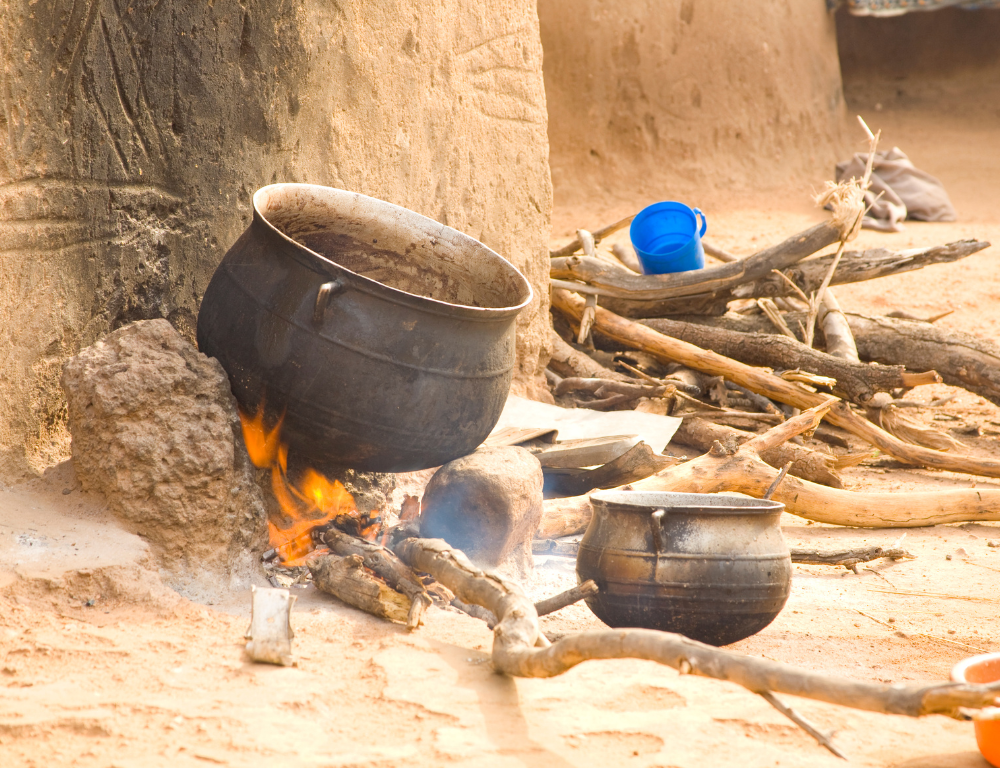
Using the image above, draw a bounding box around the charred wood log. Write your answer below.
[320,526,432,629]
[309,554,411,624]
[789,544,914,573]
[636,316,931,404]
[847,313,1000,407]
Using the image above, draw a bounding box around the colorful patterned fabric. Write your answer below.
[829,0,1000,15]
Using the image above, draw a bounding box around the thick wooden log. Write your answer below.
[600,292,732,318]
[579,240,989,317]
[847,313,1000,407]
[638,317,915,404]
[309,554,411,624]
[552,289,1000,478]
[538,495,593,539]
[548,330,629,381]
[321,527,432,629]
[731,240,990,300]
[392,533,1000,718]
[550,222,841,301]
[664,311,1000,408]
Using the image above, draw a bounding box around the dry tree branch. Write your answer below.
[550,215,636,258]
[392,531,1000,719]
[805,117,880,347]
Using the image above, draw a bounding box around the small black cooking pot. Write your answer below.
[577,491,792,646]
[196,184,533,472]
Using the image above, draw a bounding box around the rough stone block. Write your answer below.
[61,319,268,599]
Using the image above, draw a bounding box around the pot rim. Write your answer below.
[952,653,1000,722]
[952,652,1000,684]
[589,490,785,516]
[251,183,534,319]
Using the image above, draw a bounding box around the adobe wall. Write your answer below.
[0,0,552,480]
[538,0,850,212]
[836,7,1000,82]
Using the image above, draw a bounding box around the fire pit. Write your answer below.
[197,183,533,473]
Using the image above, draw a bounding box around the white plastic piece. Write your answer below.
[245,586,297,666]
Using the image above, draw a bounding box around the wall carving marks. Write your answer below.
[456,27,546,124]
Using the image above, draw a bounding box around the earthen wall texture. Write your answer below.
[538,0,850,209]
[0,0,552,480]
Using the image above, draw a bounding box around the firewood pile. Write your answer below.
[538,157,1000,535]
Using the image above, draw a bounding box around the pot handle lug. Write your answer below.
[313,279,344,325]
[649,509,666,553]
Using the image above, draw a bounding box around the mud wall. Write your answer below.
[836,7,1000,82]
[0,0,552,480]
[538,0,849,210]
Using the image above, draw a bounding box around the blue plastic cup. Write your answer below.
[629,201,707,274]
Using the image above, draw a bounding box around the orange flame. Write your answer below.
[240,401,372,565]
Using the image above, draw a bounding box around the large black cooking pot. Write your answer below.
[196,184,533,472]
[577,491,791,646]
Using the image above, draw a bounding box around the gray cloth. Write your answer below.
[835,147,957,232]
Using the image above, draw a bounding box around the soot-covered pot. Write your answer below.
[197,184,533,472]
[577,491,791,646]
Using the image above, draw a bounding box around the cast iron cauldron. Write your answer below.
[577,491,791,646]
[197,184,533,472]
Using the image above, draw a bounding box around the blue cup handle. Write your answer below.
[693,208,707,238]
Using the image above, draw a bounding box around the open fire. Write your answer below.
[239,402,381,565]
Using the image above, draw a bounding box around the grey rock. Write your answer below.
[61,319,269,600]
[420,446,543,580]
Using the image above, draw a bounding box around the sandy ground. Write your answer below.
[4,74,1000,767]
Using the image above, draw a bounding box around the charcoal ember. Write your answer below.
[61,319,269,598]
[419,446,543,580]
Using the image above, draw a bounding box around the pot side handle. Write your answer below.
[649,509,666,553]
[313,279,345,325]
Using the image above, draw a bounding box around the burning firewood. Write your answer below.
[319,525,432,630]
[308,554,411,624]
